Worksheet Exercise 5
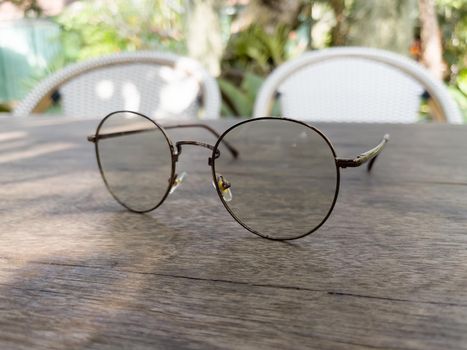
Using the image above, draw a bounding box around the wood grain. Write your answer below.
[0,116,467,349]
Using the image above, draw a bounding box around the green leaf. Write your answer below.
[218,78,252,117]
[448,86,467,122]
[457,69,467,96]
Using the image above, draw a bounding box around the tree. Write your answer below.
[418,0,445,79]
[186,0,224,76]
[231,0,305,34]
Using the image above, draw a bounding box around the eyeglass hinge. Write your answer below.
[208,149,221,166]
[87,135,97,143]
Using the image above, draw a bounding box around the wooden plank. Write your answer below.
[1,260,466,350]
[0,117,466,349]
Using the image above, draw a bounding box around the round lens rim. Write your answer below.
[94,110,176,213]
[210,117,340,241]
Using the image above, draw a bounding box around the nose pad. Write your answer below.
[213,175,232,202]
[169,171,187,195]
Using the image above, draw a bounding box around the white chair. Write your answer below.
[253,47,462,123]
[14,51,221,119]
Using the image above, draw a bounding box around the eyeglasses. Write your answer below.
[88,111,389,240]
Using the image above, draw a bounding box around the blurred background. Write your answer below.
[0,0,465,120]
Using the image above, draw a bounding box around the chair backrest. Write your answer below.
[14,51,221,119]
[253,47,462,123]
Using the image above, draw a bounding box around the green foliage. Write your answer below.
[436,0,467,117]
[55,0,186,64]
[219,72,264,117]
[222,24,292,76]
[458,69,467,96]
[219,24,295,116]
[436,0,466,74]
[449,87,467,122]
[450,68,467,121]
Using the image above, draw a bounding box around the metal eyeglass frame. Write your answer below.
[88,111,389,241]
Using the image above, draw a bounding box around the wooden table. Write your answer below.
[1,116,467,349]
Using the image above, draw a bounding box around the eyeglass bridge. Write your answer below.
[175,140,220,163]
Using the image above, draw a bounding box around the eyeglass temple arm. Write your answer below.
[335,134,390,172]
[87,123,239,158]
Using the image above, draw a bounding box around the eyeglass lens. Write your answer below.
[96,111,173,212]
[213,119,338,239]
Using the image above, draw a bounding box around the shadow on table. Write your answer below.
[1,207,322,348]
